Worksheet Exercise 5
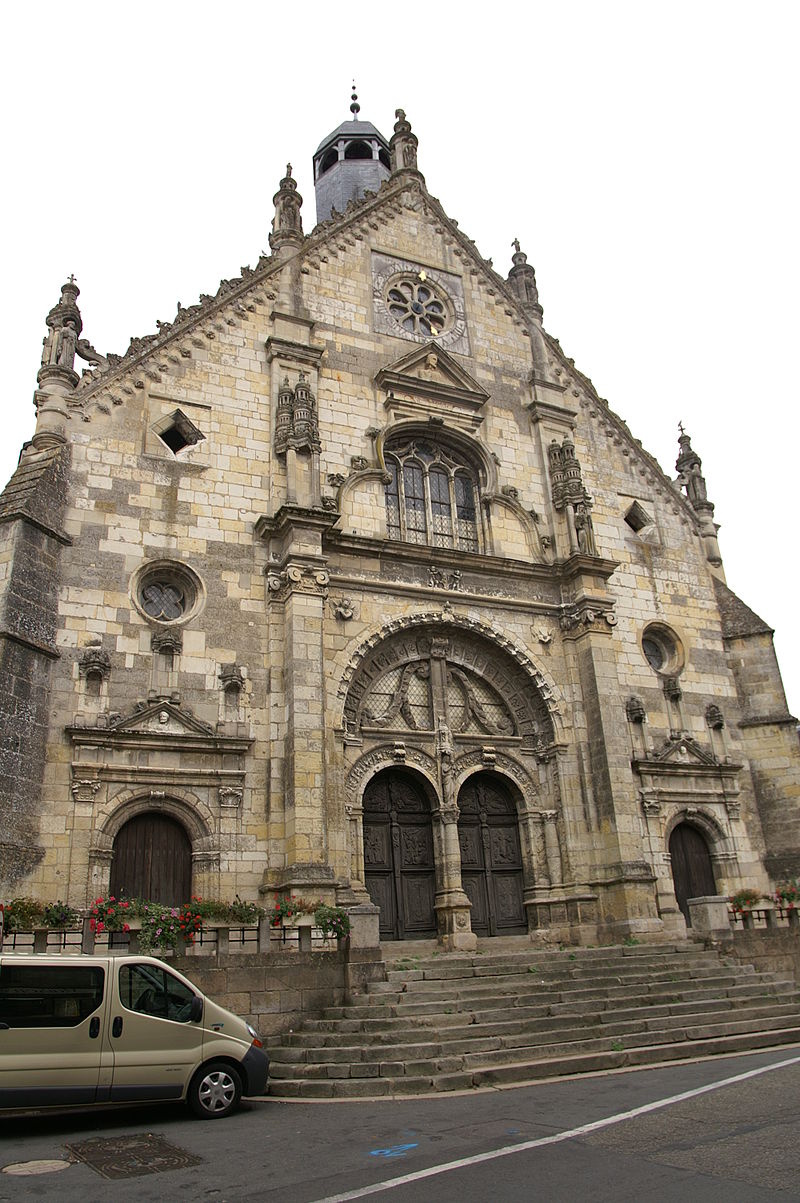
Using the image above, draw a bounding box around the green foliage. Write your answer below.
[729,889,763,913]
[313,904,351,940]
[622,936,641,946]
[137,901,203,953]
[267,894,315,927]
[1,897,45,930]
[228,895,266,924]
[42,901,80,928]
[774,881,800,909]
[611,1039,625,1052]
[89,895,134,934]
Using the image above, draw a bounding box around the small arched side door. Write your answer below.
[669,822,716,925]
[110,813,192,905]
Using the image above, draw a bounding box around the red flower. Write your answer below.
[122,923,130,933]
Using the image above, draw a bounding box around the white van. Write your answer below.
[0,954,269,1119]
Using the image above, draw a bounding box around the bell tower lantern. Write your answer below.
[313,87,390,225]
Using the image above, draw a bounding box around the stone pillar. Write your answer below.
[561,578,662,938]
[257,507,338,899]
[542,810,563,886]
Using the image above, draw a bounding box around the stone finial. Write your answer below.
[350,83,360,118]
[675,425,723,571]
[390,108,420,175]
[269,164,304,255]
[39,279,83,382]
[507,239,543,318]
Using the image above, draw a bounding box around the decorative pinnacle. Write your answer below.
[350,83,360,118]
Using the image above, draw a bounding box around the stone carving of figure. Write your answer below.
[686,463,707,505]
[279,192,299,231]
[574,503,596,554]
[57,319,79,370]
[403,142,417,169]
[42,321,61,366]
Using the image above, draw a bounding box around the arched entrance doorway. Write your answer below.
[110,812,192,905]
[363,769,437,940]
[669,822,716,925]
[457,772,526,936]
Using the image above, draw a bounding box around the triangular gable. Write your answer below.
[107,700,215,737]
[648,736,718,768]
[375,341,490,431]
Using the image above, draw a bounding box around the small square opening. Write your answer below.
[153,410,204,455]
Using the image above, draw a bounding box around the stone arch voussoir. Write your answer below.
[92,787,215,853]
[345,745,440,805]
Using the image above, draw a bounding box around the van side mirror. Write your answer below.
[190,994,203,1023]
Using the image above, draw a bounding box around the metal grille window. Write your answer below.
[384,441,480,552]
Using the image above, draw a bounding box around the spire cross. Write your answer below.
[68,273,76,285]
[678,420,685,435]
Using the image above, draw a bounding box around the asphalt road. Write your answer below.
[2,1048,800,1202]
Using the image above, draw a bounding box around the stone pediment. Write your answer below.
[108,700,215,736]
[634,735,731,774]
[375,343,490,432]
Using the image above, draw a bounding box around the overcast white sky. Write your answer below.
[3,2,798,715]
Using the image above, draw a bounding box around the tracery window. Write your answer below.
[384,440,479,551]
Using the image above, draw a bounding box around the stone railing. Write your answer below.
[0,902,381,960]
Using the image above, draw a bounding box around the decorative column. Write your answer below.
[432,718,476,950]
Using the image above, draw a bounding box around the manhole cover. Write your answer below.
[2,1160,71,1176]
[65,1133,202,1179]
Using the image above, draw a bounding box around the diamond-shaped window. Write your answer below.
[153,409,204,455]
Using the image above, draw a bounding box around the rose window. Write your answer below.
[385,277,450,338]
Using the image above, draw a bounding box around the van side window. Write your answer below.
[119,964,195,1023]
[0,964,104,1028]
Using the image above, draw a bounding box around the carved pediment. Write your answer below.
[376,342,490,432]
[108,700,215,736]
[649,736,716,766]
[633,735,741,777]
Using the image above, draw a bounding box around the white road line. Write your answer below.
[311,1052,800,1202]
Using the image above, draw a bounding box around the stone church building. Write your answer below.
[2,100,799,948]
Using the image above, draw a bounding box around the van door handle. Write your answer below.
[112,1016,123,1037]
[89,1016,100,1038]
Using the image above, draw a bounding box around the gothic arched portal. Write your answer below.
[457,772,526,936]
[363,769,437,941]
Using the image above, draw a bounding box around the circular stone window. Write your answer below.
[641,623,684,675]
[384,273,452,338]
[132,561,204,625]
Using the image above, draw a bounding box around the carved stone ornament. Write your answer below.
[151,630,182,655]
[663,676,682,702]
[725,797,741,820]
[534,624,553,646]
[71,778,102,802]
[350,455,369,471]
[560,605,617,634]
[334,598,355,621]
[639,789,661,816]
[501,485,520,500]
[219,663,245,692]
[267,563,330,601]
[705,703,725,730]
[428,566,462,591]
[79,646,111,681]
[626,696,647,724]
[274,371,320,456]
[218,786,243,808]
[327,472,346,488]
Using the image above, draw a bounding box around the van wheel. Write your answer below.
[188,1061,242,1119]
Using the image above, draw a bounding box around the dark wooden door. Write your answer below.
[458,773,526,936]
[110,813,192,905]
[363,771,437,940]
[669,822,716,925]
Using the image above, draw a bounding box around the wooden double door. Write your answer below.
[363,770,438,940]
[458,773,526,936]
[669,822,716,926]
[109,813,192,905]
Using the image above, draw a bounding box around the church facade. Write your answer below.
[2,102,798,947]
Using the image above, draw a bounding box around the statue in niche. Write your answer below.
[574,502,596,554]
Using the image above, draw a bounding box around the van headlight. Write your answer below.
[246,1023,263,1048]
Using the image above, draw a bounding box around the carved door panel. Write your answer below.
[669,823,716,926]
[458,774,526,936]
[363,771,437,940]
[110,813,192,905]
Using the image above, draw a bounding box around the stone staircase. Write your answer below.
[267,940,800,1098]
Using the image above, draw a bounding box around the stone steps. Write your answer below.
[267,941,800,1098]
